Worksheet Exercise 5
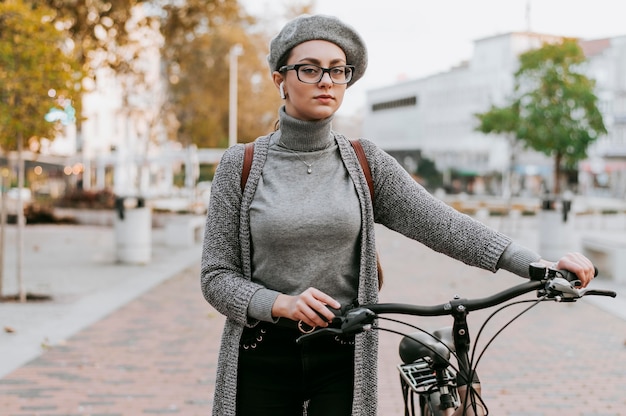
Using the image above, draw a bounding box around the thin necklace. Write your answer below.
[279,140,314,174]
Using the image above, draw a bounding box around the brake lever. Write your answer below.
[341,308,377,333]
[546,277,583,300]
[546,277,618,301]
[296,307,377,344]
[554,266,599,287]
[581,289,617,298]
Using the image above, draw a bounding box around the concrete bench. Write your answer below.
[581,235,626,283]
[165,215,206,247]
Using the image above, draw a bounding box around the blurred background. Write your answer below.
[1,0,625,296]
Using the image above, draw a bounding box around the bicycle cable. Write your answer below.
[376,317,489,416]
[458,296,547,415]
[469,297,546,374]
[375,317,481,415]
[376,316,461,374]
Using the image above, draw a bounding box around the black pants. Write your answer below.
[236,322,355,416]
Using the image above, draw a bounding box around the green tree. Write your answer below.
[0,0,81,150]
[38,0,143,75]
[0,0,82,301]
[33,0,285,147]
[160,0,281,147]
[32,0,160,147]
[475,38,606,195]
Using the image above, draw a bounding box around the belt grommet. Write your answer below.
[297,320,316,334]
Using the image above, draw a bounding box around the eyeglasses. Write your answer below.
[279,64,355,85]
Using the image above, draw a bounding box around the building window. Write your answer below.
[372,96,418,112]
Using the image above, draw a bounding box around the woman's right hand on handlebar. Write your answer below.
[549,252,596,288]
[271,288,341,328]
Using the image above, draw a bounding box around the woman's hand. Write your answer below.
[540,252,596,287]
[272,288,341,328]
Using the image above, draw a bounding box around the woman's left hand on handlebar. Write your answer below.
[552,252,596,287]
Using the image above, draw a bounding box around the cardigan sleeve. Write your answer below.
[200,144,264,326]
[357,139,513,274]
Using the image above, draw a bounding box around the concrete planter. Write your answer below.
[113,206,152,264]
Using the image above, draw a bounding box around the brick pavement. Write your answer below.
[376,222,626,416]
[0,224,203,378]
[1,223,625,415]
[0,263,222,415]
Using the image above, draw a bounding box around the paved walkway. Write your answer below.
[0,217,624,415]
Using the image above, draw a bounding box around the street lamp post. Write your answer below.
[229,44,243,148]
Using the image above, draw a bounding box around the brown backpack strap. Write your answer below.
[241,142,255,192]
[349,139,383,289]
[349,139,374,202]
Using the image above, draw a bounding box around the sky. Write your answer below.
[243,0,626,115]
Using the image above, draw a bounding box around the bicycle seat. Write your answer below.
[432,326,455,352]
[399,329,451,366]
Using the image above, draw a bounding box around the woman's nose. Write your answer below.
[318,71,333,85]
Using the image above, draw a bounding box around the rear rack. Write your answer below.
[398,358,456,395]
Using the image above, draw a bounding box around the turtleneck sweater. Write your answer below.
[247,108,361,322]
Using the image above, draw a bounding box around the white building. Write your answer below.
[578,36,626,196]
[363,32,626,197]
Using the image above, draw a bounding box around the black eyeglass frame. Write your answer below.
[278,64,355,85]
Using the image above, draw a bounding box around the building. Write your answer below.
[363,32,626,197]
[578,36,626,196]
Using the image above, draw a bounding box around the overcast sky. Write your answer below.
[243,0,626,115]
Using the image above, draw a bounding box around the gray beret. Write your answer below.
[267,14,368,87]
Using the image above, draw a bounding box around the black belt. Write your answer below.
[270,318,354,345]
[274,318,317,334]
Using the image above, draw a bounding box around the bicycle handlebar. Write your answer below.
[297,264,616,343]
[367,280,544,316]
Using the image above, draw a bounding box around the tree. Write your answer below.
[159,0,281,147]
[38,0,143,75]
[34,0,285,148]
[475,38,606,195]
[0,0,82,301]
[0,0,81,150]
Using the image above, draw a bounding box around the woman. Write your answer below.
[200,14,595,416]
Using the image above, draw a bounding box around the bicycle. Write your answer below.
[297,263,617,415]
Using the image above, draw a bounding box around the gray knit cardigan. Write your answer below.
[200,134,512,416]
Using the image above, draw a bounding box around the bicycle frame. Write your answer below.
[371,294,503,416]
[393,296,488,416]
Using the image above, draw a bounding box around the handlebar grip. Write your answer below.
[529,263,599,283]
[557,266,599,286]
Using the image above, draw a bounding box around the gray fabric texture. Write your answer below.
[267,14,368,87]
[200,109,540,415]
[247,131,361,322]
